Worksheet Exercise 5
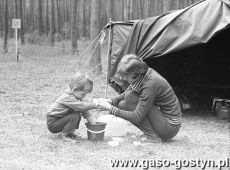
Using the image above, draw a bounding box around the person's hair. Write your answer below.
[69,72,93,93]
[117,54,148,79]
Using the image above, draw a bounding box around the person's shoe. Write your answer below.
[139,133,161,143]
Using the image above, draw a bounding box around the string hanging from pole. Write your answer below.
[68,31,103,71]
[79,32,104,72]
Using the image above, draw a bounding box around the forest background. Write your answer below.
[1,0,201,72]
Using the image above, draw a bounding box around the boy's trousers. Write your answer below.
[47,112,81,134]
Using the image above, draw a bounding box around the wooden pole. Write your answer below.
[105,19,112,99]
[15,28,18,62]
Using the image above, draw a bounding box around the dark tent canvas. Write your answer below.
[102,0,230,105]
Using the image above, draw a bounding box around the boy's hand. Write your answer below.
[86,115,98,124]
[84,111,98,124]
[92,98,99,106]
[97,100,112,110]
[97,98,112,104]
[92,99,99,107]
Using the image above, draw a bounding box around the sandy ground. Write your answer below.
[0,42,229,170]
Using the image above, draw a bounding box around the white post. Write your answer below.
[15,28,18,62]
[105,20,112,99]
[12,19,21,62]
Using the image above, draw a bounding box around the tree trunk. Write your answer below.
[178,0,186,9]
[45,0,49,35]
[156,0,163,15]
[65,0,69,24]
[7,1,12,38]
[172,0,178,10]
[78,0,84,38]
[19,0,24,45]
[115,0,123,21]
[55,0,61,34]
[150,0,156,16]
[90,0,102,75]
[59,0,64,34]
[100,0,107,28]
[124,0,129,21]
[84,0,91,38]
[106,0,114,21]
[50,0,55,46]
[38,0,43,35]
[24,0,27,33]
[129,0,134,20]
[185,0,191,7]
[22,0,27,34]
[14,0,18,18]
[143,0,150,18]
[29,0,34,32]
[71,0,78,55]
[136,0,142,19]
[3,0,8,54]
[163,0,173,12]
[0,0,3,37]
[132,0,138,19]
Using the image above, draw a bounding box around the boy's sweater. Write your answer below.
[47,89,95,118]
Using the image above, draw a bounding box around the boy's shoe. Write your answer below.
[60,133,75,142]
[67,132,79,140]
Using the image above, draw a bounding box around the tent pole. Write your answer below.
[105,19,112,99]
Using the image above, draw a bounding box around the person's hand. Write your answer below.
[97,100,112,111]
[106,99,112,104]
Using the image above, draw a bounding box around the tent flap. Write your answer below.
[105,0,230,78]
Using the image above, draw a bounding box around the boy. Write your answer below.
[46,72,98,141]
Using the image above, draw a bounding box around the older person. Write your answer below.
[98,54,182,141]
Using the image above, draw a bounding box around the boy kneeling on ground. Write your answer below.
[46,72,98,141]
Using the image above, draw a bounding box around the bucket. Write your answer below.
[85,122,107,141]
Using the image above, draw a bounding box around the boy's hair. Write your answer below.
[69,72,93,93]
[117,54,148,79]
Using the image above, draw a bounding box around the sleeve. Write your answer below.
[109,82,158,125]
[111,92,125,106]
[111,86,132,106]
[60,95,97,112]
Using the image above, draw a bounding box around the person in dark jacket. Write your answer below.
[98,54,182,141]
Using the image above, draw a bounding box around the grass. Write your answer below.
[0,40,229,170]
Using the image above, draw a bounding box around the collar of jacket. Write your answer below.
[129,69,149,92]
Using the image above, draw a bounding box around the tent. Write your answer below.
[102,0,230,106]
